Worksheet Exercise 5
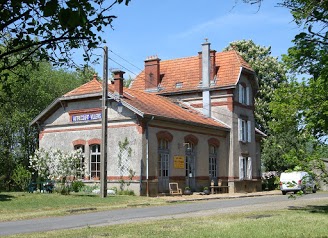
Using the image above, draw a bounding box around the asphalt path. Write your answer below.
[1,193,328,236]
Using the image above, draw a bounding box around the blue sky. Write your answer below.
[86,0,301,78]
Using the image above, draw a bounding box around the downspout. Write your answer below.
[146,116,154,197]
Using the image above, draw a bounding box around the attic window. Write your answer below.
[175,82,183,88]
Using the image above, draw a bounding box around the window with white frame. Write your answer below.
[158,139,169,178]
[74,145,85,179]
[239,83,250,105]
[90,144,101,179]
[238,118,251,143]
[209,145,217,179]
[239,156,252,180]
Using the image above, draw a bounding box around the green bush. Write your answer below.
[71,181,85,193]
[80,183,99,193]
[12,164,31,191]
[54,183,71,195]
[117,189,135,196]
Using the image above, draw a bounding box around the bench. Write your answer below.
[169,183,182,196]
[28,180,54,193]
[210,185,229,194]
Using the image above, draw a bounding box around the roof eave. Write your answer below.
[158,85,236,96]
[29,98,61,126]
[241,67,259,90]
[29,92,103,126]
[143,114,230,132]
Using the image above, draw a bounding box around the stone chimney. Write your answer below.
[202,40,211,118]
[144,56,161,90]
[112,69,125,97]
[199,50,216,81]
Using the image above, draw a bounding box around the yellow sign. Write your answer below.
[174,156,185,169]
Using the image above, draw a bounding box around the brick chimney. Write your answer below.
[144,56,161,90]
[112,69,125,97]
[210,50,216,81]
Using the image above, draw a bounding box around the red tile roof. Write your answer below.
[119,88,228,129]
[64,77,102,97]
[130,50,253,93]
[60,79,228,129]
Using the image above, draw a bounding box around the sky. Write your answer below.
[84,0,301,78]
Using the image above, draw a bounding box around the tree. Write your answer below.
[29,148,84,180]
[224,40,287,134]
[261,77,327,173]
[240,0,327,138]
[0,61,87,191]
[0,0,131,80]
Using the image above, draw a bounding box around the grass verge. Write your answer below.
[0,192,167,222]
[4,199,328,238]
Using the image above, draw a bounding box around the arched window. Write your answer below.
[209,145,217,179]
[158,138,169,178]
[157,137,171,193]
[208,138,219,180]
[90,144,101,179]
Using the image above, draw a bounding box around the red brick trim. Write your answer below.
[208,138,220,147]
[137,121,146,134]
[234,102,254,110]
[184,134,198,145]
[39,131,45,141]
[108,176,141,181]
[156,131,173,142]
[41,124,137,134]
[72,139,86,146]
[68,108,102,115]
[88,138,101,145]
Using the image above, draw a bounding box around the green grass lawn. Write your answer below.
[0,192,167,221]
[4,200,328,238]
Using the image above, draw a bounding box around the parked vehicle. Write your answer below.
[279,171,317,195]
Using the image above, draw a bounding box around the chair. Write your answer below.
[169,183,182,196]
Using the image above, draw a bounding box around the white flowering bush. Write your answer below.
[29,148,85,183]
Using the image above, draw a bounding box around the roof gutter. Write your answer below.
[143,114,230,132]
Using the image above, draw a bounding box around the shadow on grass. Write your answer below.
[288,204,328,214]
[0,194,15,201]
[73,194,99,197]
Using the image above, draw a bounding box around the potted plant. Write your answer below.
[184,186,192,195]
[203,186,210,195]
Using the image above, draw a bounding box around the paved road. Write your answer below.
[1,193,328,236]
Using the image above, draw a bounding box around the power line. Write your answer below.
[108,48,143,72]
[108,57,138,76]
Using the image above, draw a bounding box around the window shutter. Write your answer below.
[247,120,251,143]
[239,84,243,103]
[246,86,250,105]
[238,118,242,141]
[239,156,244,180]
[247,157,252,179]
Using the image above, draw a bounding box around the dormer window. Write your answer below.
[175,82,183,88]
[239,83,250,105]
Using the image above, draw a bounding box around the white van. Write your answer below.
[279,171,317,195]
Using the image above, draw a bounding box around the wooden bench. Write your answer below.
[210,185,229,194]
[169,183,182,196]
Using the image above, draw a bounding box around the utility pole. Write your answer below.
[100,46,108,198]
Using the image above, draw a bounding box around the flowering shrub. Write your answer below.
[29,148,85,183]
